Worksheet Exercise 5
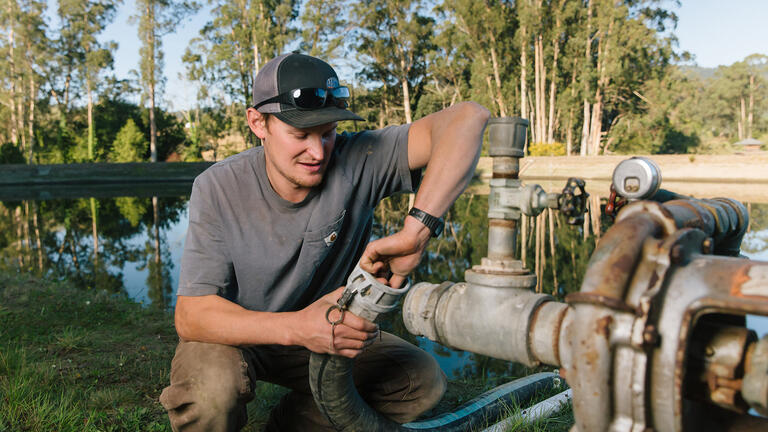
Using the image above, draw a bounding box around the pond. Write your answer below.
[2,183,768,381]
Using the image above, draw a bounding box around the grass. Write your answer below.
[0,272,572,431]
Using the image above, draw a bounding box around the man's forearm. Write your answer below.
[409,102,489,217]
[174,290,379,358]
[358,102,489,287]
[175,295,296,346]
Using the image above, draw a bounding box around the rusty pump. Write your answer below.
[403,119,768,431]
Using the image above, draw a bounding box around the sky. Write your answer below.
[92,0,768,112]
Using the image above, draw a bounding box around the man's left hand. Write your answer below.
[359,216,432,288]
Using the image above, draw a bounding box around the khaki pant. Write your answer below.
[159,332,447,431]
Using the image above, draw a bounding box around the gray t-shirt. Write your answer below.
[177,124,418,312]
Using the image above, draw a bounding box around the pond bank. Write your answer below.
[472,154,768,203]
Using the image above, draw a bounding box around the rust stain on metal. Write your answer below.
[489,219,517,229]
[732,264,768,298]
[492,172,518,179]
[566,292,637,314]
[612,253,636,274]
[596,315,614,339]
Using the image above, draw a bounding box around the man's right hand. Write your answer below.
[291,287,379,358]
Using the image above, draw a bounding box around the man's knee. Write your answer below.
[406,348,447,416]
[160,341,252,432]
[358,333,447,422]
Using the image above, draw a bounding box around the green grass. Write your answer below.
[0,272,572,431]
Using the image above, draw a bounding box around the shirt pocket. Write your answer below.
[303,209,346,247]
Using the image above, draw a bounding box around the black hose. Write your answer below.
[309,351,558,432]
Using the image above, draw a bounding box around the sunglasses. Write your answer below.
[254,87,350,110]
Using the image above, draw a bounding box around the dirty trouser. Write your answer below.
[159,332,447,431]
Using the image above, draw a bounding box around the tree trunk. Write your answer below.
[548,208,558,295]
[547,5,563,144]
[580,101,590,155]
[488,31,507,117]
[520,24,528,121]
[580,0,593,156]
[28,74,35,163]
[538,35,547,144]
[90,197,99,264]
[748,75,754,137]
[32,202,42,272]
[590,6,615,155]
[401,77,412,124]
[8,15,18,146]
[153,196,162,305]
[531,35,541,143]
[739,97,746,141]
[566,108,574,155]
[15,207,24,268]
[150,81,157,161]
[147,1,158,162]
[589,92,603,154]
[87,77,94,160]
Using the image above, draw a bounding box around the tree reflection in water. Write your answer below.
[2,191,767,379]
[0,195,186,309]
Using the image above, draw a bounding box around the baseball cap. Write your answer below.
[252,53,364,128]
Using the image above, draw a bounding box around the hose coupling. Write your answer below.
[342,264,412,322]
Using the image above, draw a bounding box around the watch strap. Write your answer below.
[408,207,444,237]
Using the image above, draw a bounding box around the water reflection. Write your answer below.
[0,193,187,309]
[3,189,768,380]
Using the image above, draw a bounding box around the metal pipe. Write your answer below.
[486,117,528,261]
[404,282,555,367]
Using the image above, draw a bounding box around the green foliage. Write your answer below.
[0,143,26,164]
[528,142,566,156]
[299,0,347,60]
[111,119,148,162]
[1,0,768,163]
[354,0,435,123]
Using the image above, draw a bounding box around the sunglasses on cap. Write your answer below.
[253,86,351,111]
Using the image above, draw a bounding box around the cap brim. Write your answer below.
[273,106,365,129]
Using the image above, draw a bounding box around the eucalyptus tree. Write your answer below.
[415,19,470,119]
[353,0,435,124]
[134,0,198,162]
[0,0,48,161]
[57,0,119,161]
[575,0,677,155]
[439,0,516,119]
[299,0,348,61]
[183,0,298,147]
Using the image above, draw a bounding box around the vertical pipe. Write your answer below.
[486,117,529,261]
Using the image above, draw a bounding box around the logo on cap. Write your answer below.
[326,77,339,89]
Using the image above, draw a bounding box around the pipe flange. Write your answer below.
[465,268,537,289]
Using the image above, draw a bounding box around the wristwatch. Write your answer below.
[408,207,444,237]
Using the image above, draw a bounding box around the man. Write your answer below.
[159,53,489,431]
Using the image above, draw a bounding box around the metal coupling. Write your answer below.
[343,264,411,322]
